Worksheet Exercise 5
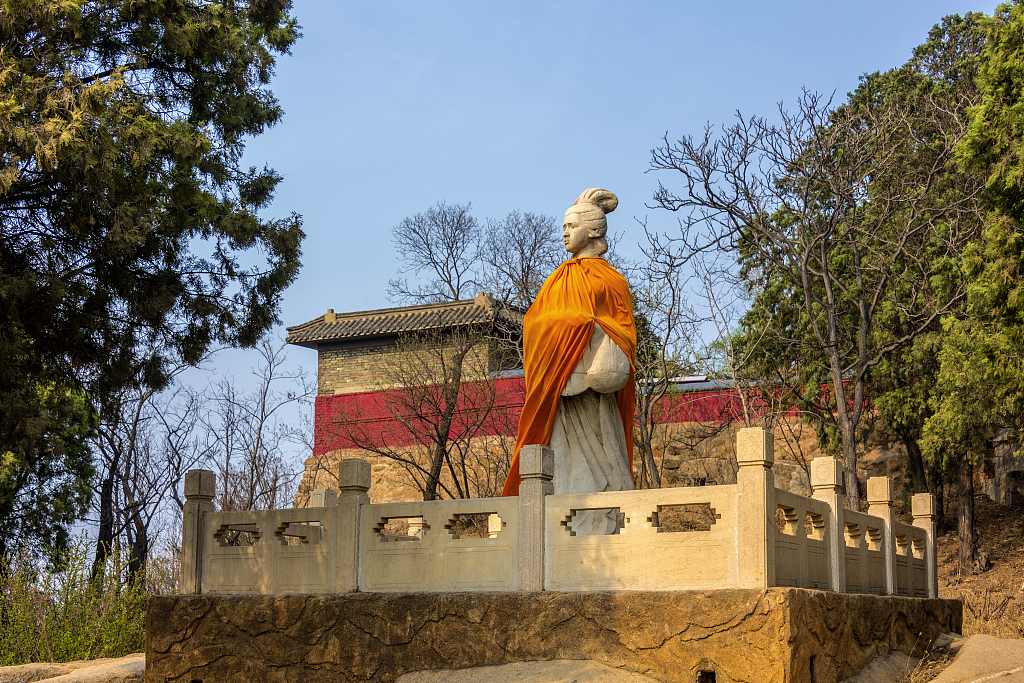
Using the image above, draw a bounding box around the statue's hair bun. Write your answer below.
[574,188,618,215]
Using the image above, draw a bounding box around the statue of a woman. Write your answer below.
[501,189,636,534]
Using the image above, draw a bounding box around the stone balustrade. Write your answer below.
[180,427,938,597]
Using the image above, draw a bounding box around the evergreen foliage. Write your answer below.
[0,0,304,554]
[925,0,1024,460]
[0,384,96,558]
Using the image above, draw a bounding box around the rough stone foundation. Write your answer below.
[146,589,960,683]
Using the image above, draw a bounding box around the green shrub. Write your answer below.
[0,538,149,665]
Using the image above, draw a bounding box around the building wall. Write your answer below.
[313,376,525,457]
[315,336,499,396]
[317,342,388,396]
[295,436,517,507]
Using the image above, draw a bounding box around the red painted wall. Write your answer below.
[314,377,527,456]
[312,378,782,457]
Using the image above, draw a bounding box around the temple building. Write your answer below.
[285,293,527,503]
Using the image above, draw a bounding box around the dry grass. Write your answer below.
[956,585,1024,638]
[936,496,1024,638]
[898,645,959,683]
[892,495,1024,681]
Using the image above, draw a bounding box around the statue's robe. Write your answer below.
[500,257,636,498]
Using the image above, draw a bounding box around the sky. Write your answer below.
[192,0,1005,440]
[247,0,1002,331]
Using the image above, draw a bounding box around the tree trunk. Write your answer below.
[127,520,147,590]
[958,456,976,575]
[91,466,117,581]
[842,428,862,512]
[425,442,445,501]
[635,450,649,489]
[642,425,661,489]
[443,451,465,499]
[634,395,661,489]
[925,460,947,536]
[643,445,660,489]
[903,436,928,494]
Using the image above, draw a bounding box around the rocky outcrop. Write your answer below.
[930,634,1024,683]
[396,660,660,682]
[146,590,960,683]
[0,654,143,683]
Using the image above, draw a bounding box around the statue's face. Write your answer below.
[563,210,590,254]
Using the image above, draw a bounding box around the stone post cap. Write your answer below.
[338,458,371,492]
[912,493,936,518]
[519,444,554,480]
[811,457,842,491]
[736,427,774,467]
[184,469,216,500]
[867,477,894,505]
[309,488,338,508]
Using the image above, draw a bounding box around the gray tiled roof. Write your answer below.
[286,293,524,349]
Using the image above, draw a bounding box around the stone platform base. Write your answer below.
[145,589,961,683]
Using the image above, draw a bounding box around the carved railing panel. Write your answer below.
[358,497,519,592]
[544,486,739,591]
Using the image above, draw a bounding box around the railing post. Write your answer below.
[868,477,897,595]
[912,493,939,598]
[408,517,425,539]
[736,427,775,589]
[309,488,338,508]
[181,469,215,595]
[811,456,846,593]
[335,458,370,592]
[518,444,554,592]
[487,514,502,539]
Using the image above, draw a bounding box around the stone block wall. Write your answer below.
[316,339,496,396]
[297,449,420,505]
[146,589,961,683]
[295,436,517,507]
[317,343,385,396]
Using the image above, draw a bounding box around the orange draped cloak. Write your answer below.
[500,257,636,497]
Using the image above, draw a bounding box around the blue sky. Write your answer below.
[184,0,1006,425]
[244,0,1002,333]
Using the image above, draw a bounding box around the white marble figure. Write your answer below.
[551,189,634,536]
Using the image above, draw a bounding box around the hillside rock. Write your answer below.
[397,660,659,682]
[0,654,143,683]
[931,634,1024,683]
[146,590,960,683]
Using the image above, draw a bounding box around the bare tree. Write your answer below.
[389,202,616,311]
[88,340,312,573]
[91,374,210,582]
[647,87,984,509]
[326,324,516,501]
[478,211,564,309]
[633,237,774,489]
[687,255,819,478]
[201,340,314,514]
[388,202,481,304]
[630,249,687,489]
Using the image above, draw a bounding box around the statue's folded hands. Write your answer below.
[562,322,631,397]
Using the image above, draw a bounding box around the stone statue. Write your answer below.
[501,189,636,535]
